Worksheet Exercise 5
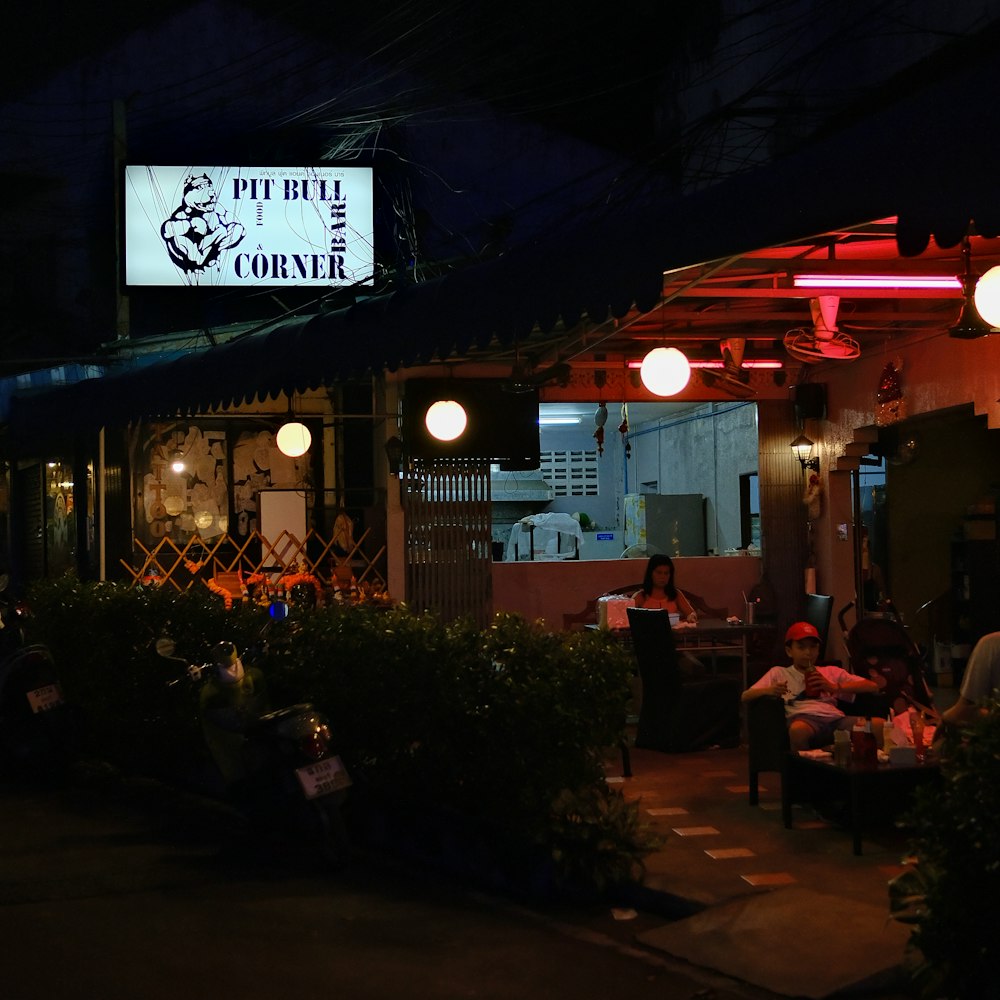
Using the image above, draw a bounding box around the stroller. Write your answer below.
[837,601,939,722]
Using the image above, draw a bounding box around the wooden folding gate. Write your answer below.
[402,460,492,627]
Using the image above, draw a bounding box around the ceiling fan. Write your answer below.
[783,295,861,363]
[620,543,662,559]
[501,344,572,393]
[698,338,755,398]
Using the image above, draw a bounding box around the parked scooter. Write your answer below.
[157,635,352,867]
[0,575,76,777]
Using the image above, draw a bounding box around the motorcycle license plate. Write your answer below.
[26,684,64,714]
[295,756,352,799]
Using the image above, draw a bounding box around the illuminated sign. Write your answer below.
[124,165,374,287]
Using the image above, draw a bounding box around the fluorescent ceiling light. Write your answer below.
[689,360,783,369]
[793,274,961,290]
[538,415,582,425]
[627,360,783,370]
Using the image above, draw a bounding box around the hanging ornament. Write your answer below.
[802,471,823,521]
[594,401,608,456]
[618,402,631,459]
[875,358,906,426]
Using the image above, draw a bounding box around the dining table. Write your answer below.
[782,749,941,854]
[591,617,775,690]
[674,618,777,689]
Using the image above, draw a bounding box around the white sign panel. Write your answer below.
[125,165,374,287]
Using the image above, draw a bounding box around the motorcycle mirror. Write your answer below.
[155,637,177,658]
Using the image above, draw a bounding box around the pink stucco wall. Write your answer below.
[492,555,762,631]
[802,330,1000,665]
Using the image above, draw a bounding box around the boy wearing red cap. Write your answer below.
[742,621,883,750]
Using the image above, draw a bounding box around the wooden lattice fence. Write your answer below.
[120,526,387,599]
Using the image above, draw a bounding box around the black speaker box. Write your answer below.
[794,383,827,420]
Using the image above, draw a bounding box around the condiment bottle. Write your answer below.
[882,711,897,750]
[851,719,877,766]
[833,729,851,767]
[910,709,926,763]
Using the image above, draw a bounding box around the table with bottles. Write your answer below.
[781,745,940,855]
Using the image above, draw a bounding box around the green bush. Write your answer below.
[25,579,659,892]
[889,699,1000,999]
[25,577,258,773]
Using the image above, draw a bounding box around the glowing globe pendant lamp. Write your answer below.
[276,421,312,457]
[425,400,468,441]
[974,265,1000,329]
[951,236,997,339]
[639,347,691,397]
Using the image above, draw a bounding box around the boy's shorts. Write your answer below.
[792,713,855,748]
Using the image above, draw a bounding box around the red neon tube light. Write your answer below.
[793,274,961,290]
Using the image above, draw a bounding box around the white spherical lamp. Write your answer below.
[639,347,691,397]
[974,265,1000,328]
[276,421,312,458]
[425,400,468,441]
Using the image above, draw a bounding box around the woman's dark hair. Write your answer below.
[642,554,678,599]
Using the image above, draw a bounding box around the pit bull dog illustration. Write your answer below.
[160,174,245,275]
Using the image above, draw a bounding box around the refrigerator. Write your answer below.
[623,493,707,556]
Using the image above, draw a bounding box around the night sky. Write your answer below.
[2,0,700,151]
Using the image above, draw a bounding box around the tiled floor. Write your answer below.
[614,682,960,914]
[609,743,922,996]
[606,745,917,910]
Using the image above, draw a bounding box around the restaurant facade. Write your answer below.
[4,4,1000,670]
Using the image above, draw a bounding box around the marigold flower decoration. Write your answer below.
[205,576,235,610]
[277,571,324,605]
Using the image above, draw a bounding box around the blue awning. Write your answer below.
[0,364,105,421]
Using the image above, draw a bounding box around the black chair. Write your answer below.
[746,696,789,805]
[626,607,741,753]
[802,593,835,663]
[745,690,890,805]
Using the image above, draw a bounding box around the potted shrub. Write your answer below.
[889,697,1000,999]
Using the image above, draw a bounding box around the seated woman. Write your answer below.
[632,554,697,622]
[633,554,702,673]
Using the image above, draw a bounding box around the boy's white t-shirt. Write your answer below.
[752,664,856,720]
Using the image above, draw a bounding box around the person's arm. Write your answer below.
[741,683,786,703]
[741,669,787,703]
[675,589,697,622]
[631,590,645,606]
[818,668,877,696]
[940,696,985,728]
